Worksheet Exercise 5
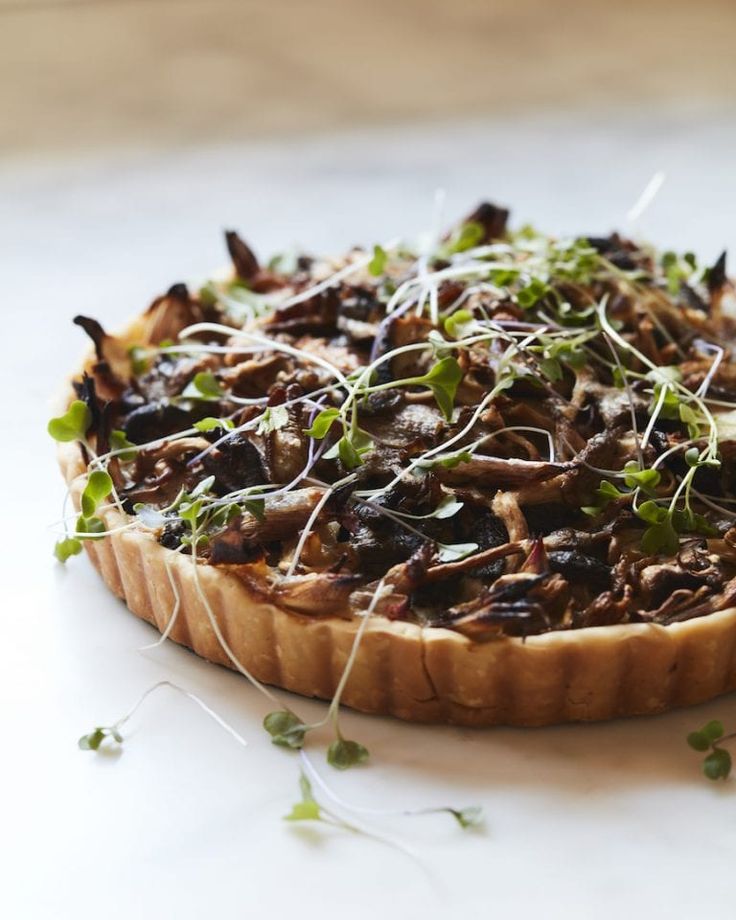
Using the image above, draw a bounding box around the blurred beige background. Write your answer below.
[2,0,736,157]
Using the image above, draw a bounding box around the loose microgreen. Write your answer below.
[183,371,224,400]
[636,500,680,555]
[304,407,340,439]
[433,449,474,470]
[445,806,484,829]
[548,238,599,284]
[581,479,628,517]
[528,333,591,382]
[445,220,485,255]
[662,250,701,295]
[244,497,266,521]
[47,400,91,443]
[76,515,106,540]
[516,277,550,309]
[264,710,307,749]
[54,536,83,563]
[368,244,388,277]
[335,431,374,470]
[327,738,369,770]
[431,494,464,519]
[436,542,479,563]
[284,773,323,822]
[81,470,113,518]
[687,720,734,781]
[256,405,289,436]
[412,356,463,420]
[444,309,475,339]
[622,461,661,495]
[110,429,137,460]
[78,725,123,751]
[194,416,235,433]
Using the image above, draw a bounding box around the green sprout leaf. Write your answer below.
[76,515,106,541]
[703,720,725,742]
[78,726,123,751]
[194,416,235,433]
[184,371,224,400]
[516,277,550,309]
[329,430,373,469]
[110,429,137,460]
[538,357,563,382]
[581,479,628,517]
[417,356,463,420]
[447,806,484,829]
[686,719,733,781]
[650,382,682,420]
[641,518,679,556]
[622,461,661,495]
[256,405,289,436]
[304,407,340,439]
[678,403,701,439]
[327,738,369,770]
[435,450,473,470]
[81,470,113,518]
[284,772,321,822]
[264,710,307,749]
[47,400,92,443]
[687,731,710,752]
[244,497,266,521]
[285,799,322,822]
[368,244,388,277]
[444,309,474,339]
[703,748,732,781]
[432,495,464,519]
[54,537,83,563]
[436,542,479,563]
[447,220,485,255]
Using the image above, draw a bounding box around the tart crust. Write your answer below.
[56,317,736,727]
[58,452,736,728]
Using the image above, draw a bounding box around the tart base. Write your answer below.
[58,443,736,726]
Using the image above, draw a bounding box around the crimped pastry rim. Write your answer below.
[57,450,736,727]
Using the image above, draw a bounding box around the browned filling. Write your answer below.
[70,203,736,639]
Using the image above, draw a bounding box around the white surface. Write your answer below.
[3,110,736,920]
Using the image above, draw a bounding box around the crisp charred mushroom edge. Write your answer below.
[54,205,736,725]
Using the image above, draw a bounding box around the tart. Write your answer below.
[53,204,736,726]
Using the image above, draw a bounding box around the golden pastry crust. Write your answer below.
[58,441,736,727]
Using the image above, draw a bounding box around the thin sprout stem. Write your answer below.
[111,680,248,748]
[190,535,287,710]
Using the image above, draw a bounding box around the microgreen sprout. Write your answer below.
[256,405,289,435]
[193,416,235,433]
[109,429,137,460]
[78,680,249,755]
[184,371,224,400]
[78,725,123,751]
[263,710,308,749]
[326,738,370,770]
[368,244,388,276]
[445,220,485,255]
[47,400,91,443]
[54,536,83,563]
[687,720,735,780]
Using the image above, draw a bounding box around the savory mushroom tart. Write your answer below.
[53,204,736,726]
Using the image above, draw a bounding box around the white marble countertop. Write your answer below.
[3,111,736,919]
